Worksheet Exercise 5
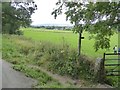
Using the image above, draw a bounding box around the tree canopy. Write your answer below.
[2,1,37,34]
[52,1,120,51]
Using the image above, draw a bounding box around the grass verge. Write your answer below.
[2,34,118,87]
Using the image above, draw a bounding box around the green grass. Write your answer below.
[22,28,120,87]
[22,27,118,59]
[2,35,95,88]
[12,64,63,88]
[2,35,67,88]
[2,28,120,87]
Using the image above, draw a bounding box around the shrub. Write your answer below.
[15,30,23,35]
[3,35,96,81]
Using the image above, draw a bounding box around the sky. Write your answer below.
[31,0,73,26]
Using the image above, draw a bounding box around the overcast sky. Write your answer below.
[31,0,72,26]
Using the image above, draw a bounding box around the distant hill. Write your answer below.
[31,23,73,27]
[30,23,74,30]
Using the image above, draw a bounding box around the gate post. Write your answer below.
[94,53,106,83]
[100,53,106,83]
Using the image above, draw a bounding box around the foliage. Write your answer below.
[2,1,37,34]
[2,35,63,88]
[2,35,95,82]
[3,34,120,87]
[52,1,120,51]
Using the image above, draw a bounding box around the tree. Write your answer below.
[2,1,37,34]
[52,1,120,53]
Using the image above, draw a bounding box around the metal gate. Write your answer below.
[103,53,120,76]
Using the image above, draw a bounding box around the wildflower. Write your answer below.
[61,50,64,53]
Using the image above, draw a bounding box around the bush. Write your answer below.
[3,35,95,81]
[15,30,23,35]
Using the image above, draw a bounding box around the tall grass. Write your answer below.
[2,35,95,84]
[22,28,118,59]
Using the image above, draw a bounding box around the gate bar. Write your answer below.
[105,53,120,55]
[105,64,120,66]
[105,59,120,60]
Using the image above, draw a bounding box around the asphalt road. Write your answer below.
[0,59,2,89]
[1,59,37,88]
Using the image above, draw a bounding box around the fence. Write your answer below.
[95,53,120,83]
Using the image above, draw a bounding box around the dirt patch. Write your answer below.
[28,64,113,88]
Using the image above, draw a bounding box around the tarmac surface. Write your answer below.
[1,59,37,88]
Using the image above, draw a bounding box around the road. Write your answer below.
[0,59,37,88]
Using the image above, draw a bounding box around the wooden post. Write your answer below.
[100,53,106,83]
[78,32,81,56]
[78,32,84,56]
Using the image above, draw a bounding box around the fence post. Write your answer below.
[100,53,106,83]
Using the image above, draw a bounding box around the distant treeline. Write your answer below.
[30,25,73,30]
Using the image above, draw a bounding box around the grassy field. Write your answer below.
[2,28,120,87]
[22,28,118,59]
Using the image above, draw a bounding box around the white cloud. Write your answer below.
[31,0,72,26]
